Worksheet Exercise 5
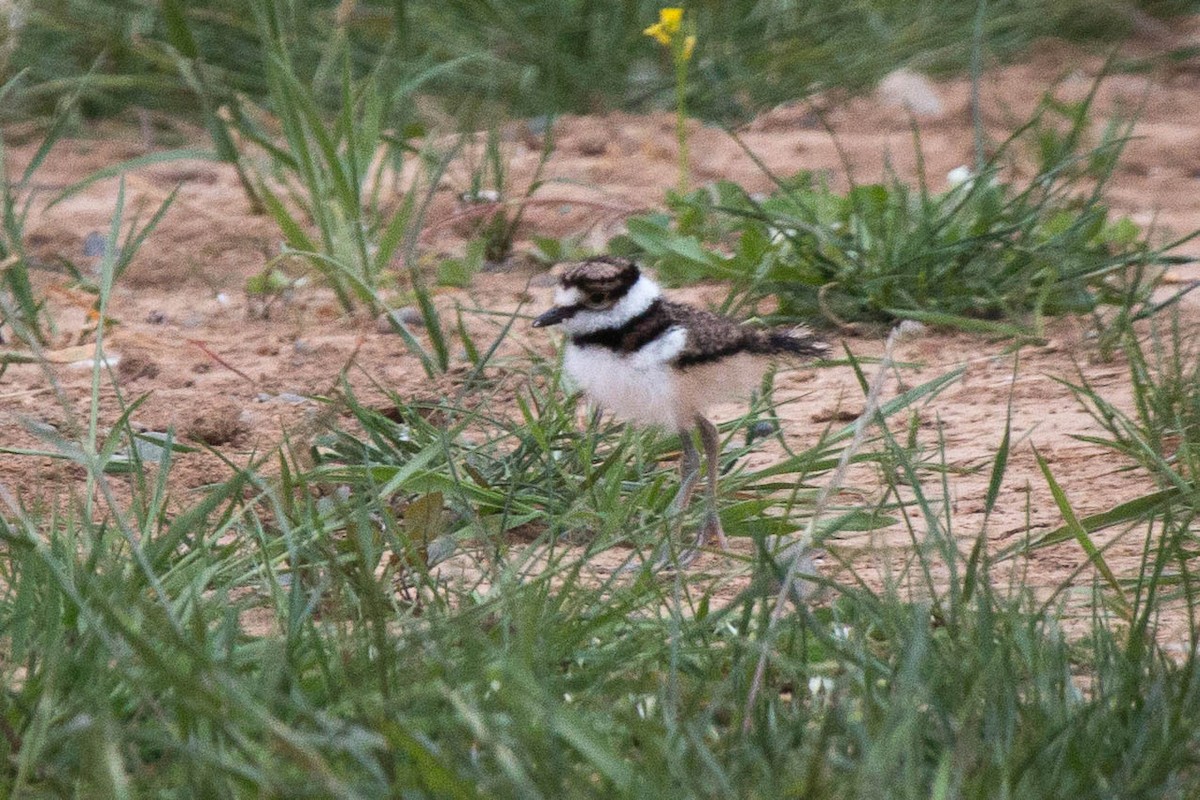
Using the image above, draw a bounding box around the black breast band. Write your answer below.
[570,299,673,354]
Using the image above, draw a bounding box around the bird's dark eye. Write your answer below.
[584,292,608,309]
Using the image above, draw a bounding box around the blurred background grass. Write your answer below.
[4,0,1197,127]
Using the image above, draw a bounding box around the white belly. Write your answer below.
[563,332,766,430]
[564,343,683,428]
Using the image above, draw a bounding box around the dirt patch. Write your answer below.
[3,36,1199,627]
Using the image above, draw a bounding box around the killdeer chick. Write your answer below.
[533,256,828,563]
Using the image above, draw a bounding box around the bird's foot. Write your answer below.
[698,512,729,551]
[618,542,701,575]
[617,517,727,575]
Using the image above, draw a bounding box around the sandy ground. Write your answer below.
[3,35,1200,626]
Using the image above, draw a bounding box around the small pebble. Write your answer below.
[132,432,171,463]
[877,68,944,118]
[82,231,106,258]
[376,306,425,333]
[746,420,778,444]
[255,391,309,405]
[525,116,553,137]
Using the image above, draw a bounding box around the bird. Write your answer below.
[532,256,828,564]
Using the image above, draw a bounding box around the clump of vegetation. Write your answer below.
[616,83,1191,338]
[1015,311,1200,562]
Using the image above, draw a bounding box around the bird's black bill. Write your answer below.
[532,306,576,327]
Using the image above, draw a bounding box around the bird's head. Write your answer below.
[532,257,660,334]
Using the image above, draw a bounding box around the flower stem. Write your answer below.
[673,46,689,194]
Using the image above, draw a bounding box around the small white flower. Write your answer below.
[7,3,26,32]
[767,225,798,246]
[947,165,974,188]
[460,188,501,204]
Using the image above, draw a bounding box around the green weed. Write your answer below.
[233,2,456,313]
[0,71,63,346]
[449,122,556,272]
[615,82,1188,338]
[1025,312,1200,582]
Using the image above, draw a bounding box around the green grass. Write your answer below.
[612,72,1196,339]
[3,315,1200,794]
[0,69,64,347]
[4,0,1196,125]
[3,2,1200,794]
[1013,311,1200,570]
[3,222,1200,793]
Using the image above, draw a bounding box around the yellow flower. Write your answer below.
[683,34,696,60]
[659,7,683,32]
[643,21,671,46]
[644,7,685,47]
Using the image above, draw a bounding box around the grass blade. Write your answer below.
[1034,446,1131,620]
